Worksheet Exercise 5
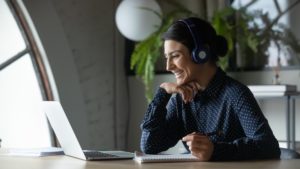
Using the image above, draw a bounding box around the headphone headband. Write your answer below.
[178,18,209,64]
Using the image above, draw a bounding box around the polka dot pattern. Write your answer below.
[140,68,281,160]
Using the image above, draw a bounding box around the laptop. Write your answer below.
[42,101,134,160]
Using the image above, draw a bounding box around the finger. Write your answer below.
[188,82,199,93]
[177,87,187,103]
[182,85,193,96]
[187,138,209,148]
[191,150,205,160]
[162,82,181,94]
[186,141,191,147]
[188,140,214,161]
[183,82,194,90]
[159,83,170,93]
[189,145,204,153]
[187,132,201,137]
[174,85,180,94]
[182,132,196,141]
[189,146,212,161]
[159,82,166,88]
[182,86,194,102]
[191,151,202,158]
[178,87,192,103]
[183,90,191,103]
[182,134,200,141]
[182,134,194,141]
[183,84,194,93]
[188,142,210,153]
[190,142,210,150]
[190,81,202,90]
[184,83,199,101]
[182,134,208,142]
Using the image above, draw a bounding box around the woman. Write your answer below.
[140,17,280,161]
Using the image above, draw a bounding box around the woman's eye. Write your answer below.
[172,54,180,58]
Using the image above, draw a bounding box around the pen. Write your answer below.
[182,131,223,142]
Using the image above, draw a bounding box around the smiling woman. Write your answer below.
[159,17,228,102]
[140,17,281,161]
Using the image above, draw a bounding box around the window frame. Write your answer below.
[6,0,54,100]
[0,0,56,147]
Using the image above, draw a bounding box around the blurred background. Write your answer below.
[0,0,299,153]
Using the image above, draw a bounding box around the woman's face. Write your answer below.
[164,40,199,85]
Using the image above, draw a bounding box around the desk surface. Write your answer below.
[0,155,299,169]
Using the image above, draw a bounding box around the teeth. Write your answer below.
[174,71,183,78]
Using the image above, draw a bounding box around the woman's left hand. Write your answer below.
[160,81,201,103]
[182,132,214,161]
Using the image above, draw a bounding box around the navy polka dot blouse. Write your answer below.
[140,68,281,161]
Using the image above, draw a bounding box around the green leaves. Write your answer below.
[130,2,194,103]
[212,2,300,70]
[130,16,174,103]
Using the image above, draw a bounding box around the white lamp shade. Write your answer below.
[115,0,162,41]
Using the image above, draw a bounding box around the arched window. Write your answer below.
[0,0,53,148]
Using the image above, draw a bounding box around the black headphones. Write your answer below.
[178,18,210,64]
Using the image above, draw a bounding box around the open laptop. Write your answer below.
[42,101,134,160]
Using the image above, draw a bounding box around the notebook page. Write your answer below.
[134,151,200,163]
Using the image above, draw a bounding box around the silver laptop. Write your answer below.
[42,101,134,160]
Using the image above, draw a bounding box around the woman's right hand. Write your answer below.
[160,81,201,103]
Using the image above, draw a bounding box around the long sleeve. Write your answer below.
[210,89,281,161]
[139,68,281,160]
[140,88,184,154]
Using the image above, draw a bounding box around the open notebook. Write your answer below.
[134,151,201,163]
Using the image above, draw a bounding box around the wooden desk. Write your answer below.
[0,155,299,169]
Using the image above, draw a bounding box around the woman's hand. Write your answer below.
[182,132,214,161]
[160,81,201,103]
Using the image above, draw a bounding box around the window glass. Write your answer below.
[232,0,288,25]
[0,0,26,65]
[0,54,52,148]
[232,0,290,68]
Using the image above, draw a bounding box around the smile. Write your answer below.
[173,71,184,78]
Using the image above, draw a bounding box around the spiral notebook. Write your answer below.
[134,151,200,163]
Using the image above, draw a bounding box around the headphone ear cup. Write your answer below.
[192,48,209,64]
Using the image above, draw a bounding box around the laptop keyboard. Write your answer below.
[84,151,118,158]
